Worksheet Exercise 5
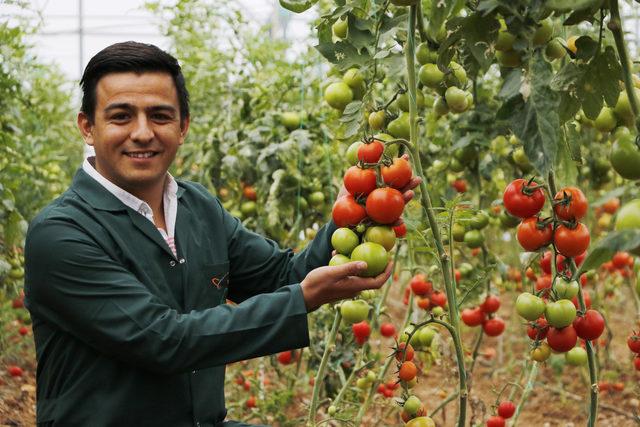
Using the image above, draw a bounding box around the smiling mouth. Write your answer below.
[125,152,158,159]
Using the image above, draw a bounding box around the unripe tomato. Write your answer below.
[346,141,364,166]
[350,242,388,277]
[496,50,522,67]
[363,225,396,251]
[515,292,545,321]
[342,68,364,88]
[531,342,551,362]
[405,416,435,427]
[403,395,422,416]
[340,299,370,324]
[503,179,545,218]
[329,254,351,266]
[368,110,385,130]
[554,223,590,258]
[331,227,360,256]
[464,230,484,248]
[445,86,469,113]
[419,63,444,88]
[332,18,348,39]
[594,107,617,133]
[610,132,640,180]
[532,18,553,46]
[545,38,567,60]
[324,82,353,110]
[565,346,588,366]
[495,30,516,51]
[554,187,588,221]
[387,113,411,140]
[545,299,577,328]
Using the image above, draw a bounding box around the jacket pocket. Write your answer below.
[185,261,229,310]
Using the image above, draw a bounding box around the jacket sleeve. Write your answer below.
[25,218,311,374]
[214,197,338,303]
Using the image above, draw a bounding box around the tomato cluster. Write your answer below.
[461,295,505,337]
[405,273,447,315]
[486,399,516,427]
[628,331,640,371]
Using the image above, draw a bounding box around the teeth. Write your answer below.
[127,152,155,158]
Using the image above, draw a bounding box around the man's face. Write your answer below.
[78,71,189,196]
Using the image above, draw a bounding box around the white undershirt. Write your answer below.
[82,156,178,257]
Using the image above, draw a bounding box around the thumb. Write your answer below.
[327,261,368,279]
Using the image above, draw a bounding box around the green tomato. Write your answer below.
[332,18,348,39]
[340,299,370,324]
[419,63,444,88]
[329,254,351,266]
[615,199,640,255]
[512,147,533,172]
[495,31,516,51]
[363,226,396,252]
[433,96,449,116]
[280,112,301,131]
[356,377,369,390]
[404,395,422,415]
[374,133,398,158]
[533,19,553,46]
[309,191,325,208]
[499,212,521,228]
[496,50,522,68]
[449,158,465,173]
[545,38,567,60]
[324,82,353,110]
[431,306,445,316]
[328,405,337,416]
[387,112,411,140]
[343,68,364,88]
[545,299,577,328]
[418,326,437,346]
[350,242,388,277]
[531,342,551,362]
[554,277,580,300]
[331,228,360,255]
[445,87,469,113]
[400,326,422,348]
[594,107,617,133]
[458,262,473,277]
[398,91,425,111]
[368,111,385,130]
[447,61,467,86]
[469,211,489,230]
[463,230,484,248]
[452,222,466,242]
[240,201,257,216]
[565,347,588,366]
[516,292,546,321]
[405,417,436,427]
[346,141,363,166]
[610,132,640,179]
[416,43,438,65]
[359,289,377,300]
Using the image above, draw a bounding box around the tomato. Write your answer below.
[280,112,301,131]
[452,178,467,193]
[405,417,435,427]
[554,223,590,258]
[452,222,466,242]
[277,350,294,365]
[350,242,388,277]
[517,217,552,251]
[526,267,537,281]
[331,227,360,255]
[486,415,506,427]
[445,86,469,113]
[332,195,366,227]
[554,187,588,221]
[240,201,257,216]
[368,110,385,130]
[495,30,516,51]
[393,222,407,238]
[395,342,415,361]
[554,277,579,299]
[544,299,577,328]
[346,141,363,166]
[340,299,370,324]
[357,140,385,163]
[403,395,422,415]
[433,96,449,116]
[329,254,350,266]
[572,290,591,309]
[497,401,516,419]
[344,166,377,197]
[418,326,437,346]
[612,251,632,269]
[573,310,605,341]
[7,365,23,377]
[464,230,484,248]
[418,63,444,88]
[380,322,396,337]
[387,113,410,140]
[448,61,468,86]
[547,325,578,352]
[342,68,364,89]
[635,357,640,371]
[496,50,522,67]
[461,307,485,327]
[245,396,257,408]
[469,211,489,230]
[352,320,371,342]
[363,226,396,251]
[397,91,425,111]
[515,292,546,321]
[627,333,640,353]
[398,361,418,382]
[535,275,552,296]
[480,295,500,314]
[531,342,551,362]
[430,291,447,308]
[503,179,545,218]
[324,81,353,110]
[533,18,553,45]
[410,274,432,296]
[382,158,412,189]
[308,191,325,208]
[565,346,588,366]
[243,185,257,201]
[615,199,640,252]
[365,187,404,224]
[545,38,567,60]
[332,17,348,39]
[483,317,505,337]
[527,317,549,341]
[416,42,437,64]
[594,107,617,133]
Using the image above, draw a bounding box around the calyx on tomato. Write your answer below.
[503,178,545,218]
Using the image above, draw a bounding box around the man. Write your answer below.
[24,41,418,427]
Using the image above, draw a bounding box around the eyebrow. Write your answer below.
[104,103,177,114]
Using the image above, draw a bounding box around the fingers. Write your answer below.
[403,190,414,204]
[324,261,368,280]
[338,261,393,293]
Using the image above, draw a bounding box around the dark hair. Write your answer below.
[79,41,189,124]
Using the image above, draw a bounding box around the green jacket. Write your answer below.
[24,169,335,427]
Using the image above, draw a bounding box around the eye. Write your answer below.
[110,112,130,121]
[152,113,173,122]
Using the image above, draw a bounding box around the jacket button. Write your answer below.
[179,258,186,264]
[169,260,176,267]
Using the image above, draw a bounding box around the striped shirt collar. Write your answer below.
[82,156,178,255]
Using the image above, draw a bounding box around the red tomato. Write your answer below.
[612,251,631,269]
[525,267,537,281]
[430,291,447,307]
[332,195,367,227]
[573,310,605,341]
[380,322,396,337]
[410,274,432,296]
[277,350,294,365]
[572,290,591,309]
[396,342,415,362]
[535,275,552,296]
[417,297,431,310]
[246,396,257,408]
[497,401,516,419]
[580,273,588,287]
[602,197,620,214]
[365,187,404,224]
[357,140,385,163]
[539,251,553,274]
[398,361,418,382]
[352,321,371,341]
[527,317,549,341]
[7,365,23,377]
[554,186,588,221]
[382,157,412,189]
[18,326,29,336]
[503,179,545,218]
[480,295,501,314]
[483,317,505,337]
[554,223,590,258]
[452,179,468,193]
[243,380,251,391]
[547,325,578,352]
[393,222,407,237]
[486,415,506,427]
[243,186,257,201]
[344,166,377,197]
[517,217,553,251]
[382,387,394,398]
[627,333,640,353]
[461,307,485,326]
[634,357,640,371]
[455,269,462,282]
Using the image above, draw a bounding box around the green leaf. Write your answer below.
[5,210,25,247]
[427,0,464,42]
[550,62,583,92]
[575,36,598,61]
[578,230,640,274]
[547,0,602,12]
[509,52,560,176]
[563,8,598,25]
[499,69,523,100]
[279,0,318,13]
[558,92,581,123]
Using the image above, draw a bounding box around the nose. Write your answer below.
[130,114,154,143]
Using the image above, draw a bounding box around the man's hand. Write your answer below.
[300,261,393,312]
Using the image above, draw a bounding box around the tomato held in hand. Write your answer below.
[554,223,590,258]
[350,242,388,277]
[517,217,552,251]
[344,166,377,197]
[554,186,588,221]
[503,179,545,218]
[382,157,412,189]
[366,187,404,224]
[332,195,367,227]
[357,140,385,163]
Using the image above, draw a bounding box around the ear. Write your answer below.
[179,116,190,146]
[77,112,95,146]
